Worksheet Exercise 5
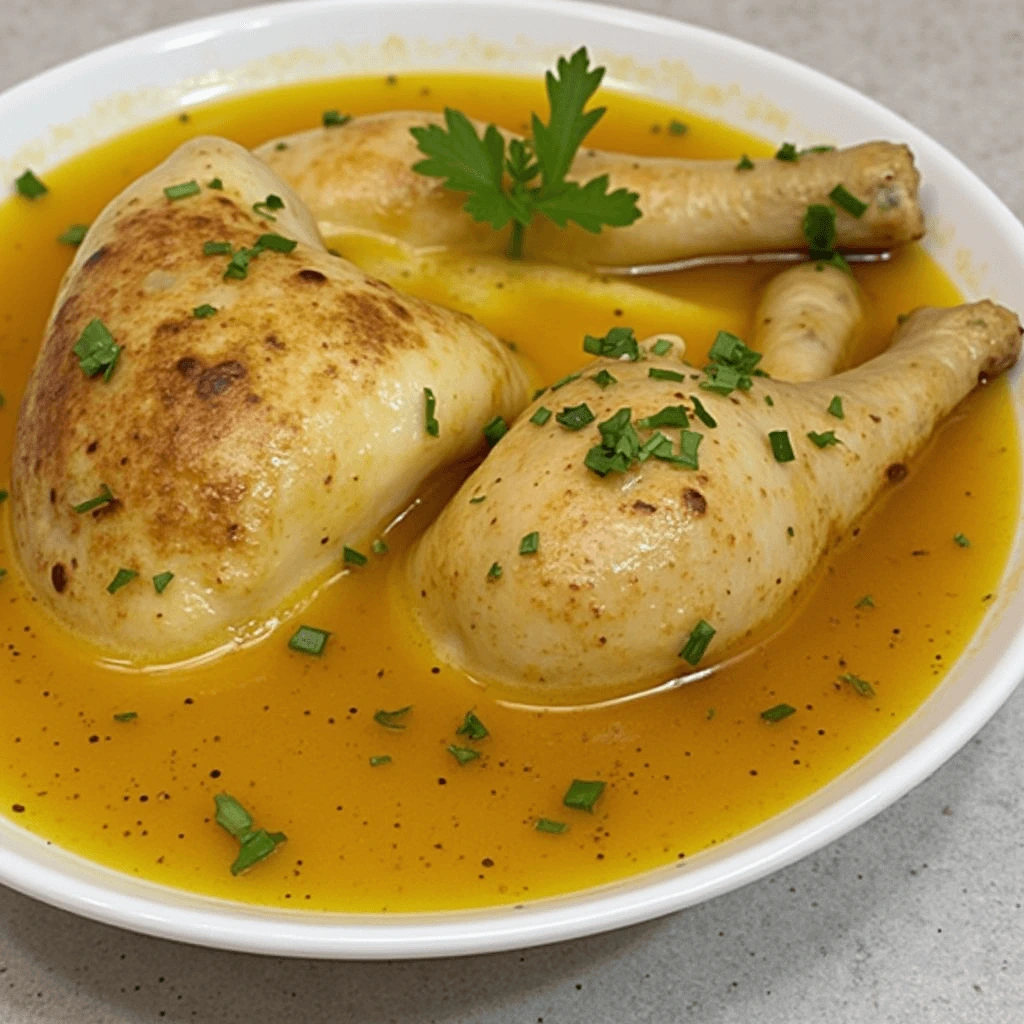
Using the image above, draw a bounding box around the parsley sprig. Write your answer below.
[410,48,642,258]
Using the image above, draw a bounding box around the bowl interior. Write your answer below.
[1,0,1023,959]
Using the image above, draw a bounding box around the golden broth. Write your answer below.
[0,74,1017,912]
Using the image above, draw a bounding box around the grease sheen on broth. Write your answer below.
[0,73,1017,911]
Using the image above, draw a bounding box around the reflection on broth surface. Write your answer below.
[0,73,1017,912]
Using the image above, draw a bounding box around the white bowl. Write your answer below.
[1,0,1023,961]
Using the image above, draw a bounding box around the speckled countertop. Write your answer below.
[1,0,1023,1020]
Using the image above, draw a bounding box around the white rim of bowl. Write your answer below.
[0,0,1022,960]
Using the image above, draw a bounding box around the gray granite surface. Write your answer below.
[1,0,1023,1020]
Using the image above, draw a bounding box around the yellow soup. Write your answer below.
[0,73,1017,912]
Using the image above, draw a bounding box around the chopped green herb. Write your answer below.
[102,347,121,384]
[855,595,875,609]
[532,387,548,401]
[774,142,799,162]
[787,526,795,537]
[192,304,217,319]
[829,184,869,218]
[57,223,89,246]
[736,154,755,171]
[651,337,673,356]
[372,539,389,555]
[649,368,685,382]
[322,110,352,127]
[801,145,836,154]
[535,818,569,834]
[163,180,201,201]
[637,405,688,429]
[764,394,775,407]
[487,561,503,580]
[207,177,224,190]
[769,430,795,463]
[483,415,508,446]
[519,531,540,555]
[343,546,368,566]
[563,779,605,812]
[706,707,716,721]
[152,571,174,594]
[230,829,287,876]
[677,430,702,469]
[214,793,253,838]
[828,395,845,419]
[637,431,672,463]
[369,755,392,766]
[107,568,138,594]
[374,706,412,729]
[447,744,480,765]
[583,326,640,361]
[288,625,331,655]
[584,407,642,477]
[761,703,796,722]
[72,484,114,514]
[556,403,595,431]
[424,387,440,437]
[255,232,297,253]
[689,395,717,428]
[73,319,121,378]
[274,143,288,152]
[551,371,582,390]
[456,710,489,741]
[802,204,838,260]
[592,369,618,388]
[15,170,48,199]
[252,194,285,220]
[113,711,138,723]
[679,618,716,665]
[668,119,688,136]
[469,495,487,504]
[0,569,6,581]
[0,490,7,503]
[530,406,553,425]
[840,672,875,698]
[203,240,233,255]
[223,246,260,280]
[700,330,762,395]
[954,533,971,548]
[807,430,840,448]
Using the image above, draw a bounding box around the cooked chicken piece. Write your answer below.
[256,112,924,266]
[755,262,864,381]
[406,302,1021,699]
[12,137,529,661]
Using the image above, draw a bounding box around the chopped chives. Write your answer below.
[582,327,639,361]
[802,204,838,259]
[322,110,351,127]
[374,706,412,729]
[288,624,331,655]
[736,154,755,171]
[551,371,582,391]
[636,405,688,429]
[787,526,795,537]
[487,562,503,580]
[207,178,224,190]
[193,304,217,319]
[203,240,233,255]
[369,755,392,767]
[73,319,121,378]
[668,119,688,136]
[827,395,845,419]
[224,246,259,280]
[530,406,553,425]
[807,430,840,448]
[163,180,201,201]
[152,572,174,594]
[255,233,297,253]
[371,538,389,555]
[72,484,114,514]
[592,369,617,388]
[840,672,875,697]
[456,711,489,741]
[214,793,253,838]
[343,546,368,566]
[769,430,795,463]
[954,533,971,548]
[764,394,775,406]
[774,142,799,162]
[252,194,284,220]
[447,744,480,765]
[829,184,869,218]
[519,531,540,556]
[679,619,716,665]
[689,395,717,428]
[230,829,287,876]
[482,415,507,446]
[563,779,605,812]
[761,703,796,722]
[651,338,673,356]
[535,818,569,834]
[113,711,138,722]
[107,568,138,594]
[469,495,486,504]
[678,430,702,469]
[649,367,685,382]
[638,431,672,462]
[15,170,48,199]
[57,223,89,246]
[855,594,875,609]
[0,490,6,503]
[423,387,439,437]
[555,403,595,431]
